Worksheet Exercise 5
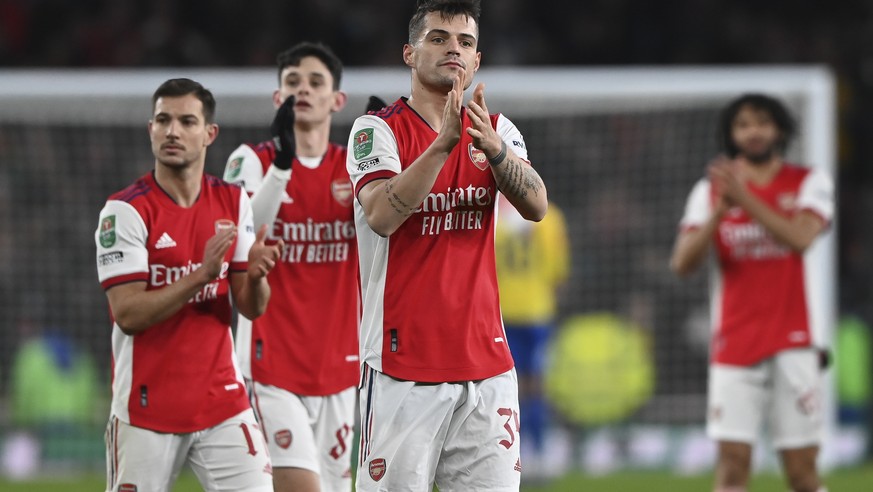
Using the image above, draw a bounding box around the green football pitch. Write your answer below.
[2,466,871,491]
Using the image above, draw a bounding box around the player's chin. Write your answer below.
[157,155,190,167]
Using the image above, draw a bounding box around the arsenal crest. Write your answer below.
[468,143,488,171]
[274,429,293,449]
[332,179,354,207]
[368,457,387,482]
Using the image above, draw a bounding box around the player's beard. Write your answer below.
[738,139,780,165]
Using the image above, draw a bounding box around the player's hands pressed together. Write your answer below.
[201,226,237,280]
[468,81,547,221]
[708,155,748,213]
[271,96,296,170]
[465,82,503,159]
[247,224,284,279]
[435,72,466,153]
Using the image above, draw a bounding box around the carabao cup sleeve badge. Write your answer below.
[100,214,117,248]
[353,128,374,160]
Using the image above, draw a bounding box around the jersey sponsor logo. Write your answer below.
[353,128,374,159]
[357,157,380,172]
[150,260,229,286]
[99,215,116,248]
[417,185,494,236]
[155,232,177,249]
[512,138,526,150]
[271,218,355,242]
[99,251,124,266]
[368,458,386,482]
[274,429,293,449]
[468,143,488,171]
[719,222,790,260]
[331,179,354,207]
[225,156,243,180]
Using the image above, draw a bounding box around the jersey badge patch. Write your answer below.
[225,156,243,180]
[331,179,354,207]
[274,429,293,449]
[468,143,488,171]
[99,215,116,248]
[778,192,796,211]
[368,458,386,482]
[353,128,374,160]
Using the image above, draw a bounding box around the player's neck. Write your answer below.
[738,156,782,185]
[154,162,203,208]
[294,122,331,158]
[407,85,452,132]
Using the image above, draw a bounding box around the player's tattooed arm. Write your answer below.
[494,156,544,200]
[384,177,416,216]
[492,155,547,221]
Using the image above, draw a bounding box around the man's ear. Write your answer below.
[205,123,219,147]
[332,91,349,113]
[402,44,415,68]
[272,89,283,109]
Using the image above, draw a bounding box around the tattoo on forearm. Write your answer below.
[495,158,543,199]
[385,178,415,216]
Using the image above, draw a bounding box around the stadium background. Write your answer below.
[0,0,871,488]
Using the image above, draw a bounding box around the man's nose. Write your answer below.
[445,37,461,55]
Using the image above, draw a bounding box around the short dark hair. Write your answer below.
[408,0,481,44]
[152,78,216,123]
[718,93,796,158]
[276,42,343,90]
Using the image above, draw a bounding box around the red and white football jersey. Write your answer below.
[95,171,253,433]
[347,97,530,382]
[679,164,834,366]
[225,141,359,396]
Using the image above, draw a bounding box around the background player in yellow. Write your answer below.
[495,194,570,476]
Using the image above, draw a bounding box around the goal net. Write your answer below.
[0,66,837,472]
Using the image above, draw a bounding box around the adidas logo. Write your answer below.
[155,232,177,249]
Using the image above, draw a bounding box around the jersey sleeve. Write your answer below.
[797,168,835,225]
[231,191,256,272]
[224,144,265,194]
[347,115,402,196]
[678,178,712,230]
[495,114,530,163]
[95,200,149,289]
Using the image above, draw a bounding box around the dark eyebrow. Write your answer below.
[427,28,477,42]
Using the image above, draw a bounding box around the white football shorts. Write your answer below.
[251,382,356,491]
[707,348,823,449]
[105,408,272,492]
[356,366,522,492]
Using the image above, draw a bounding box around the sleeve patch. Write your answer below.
[353,128,375,159]
[357,157,380,171]
[99,215,116,247]
[225,156,244,180]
